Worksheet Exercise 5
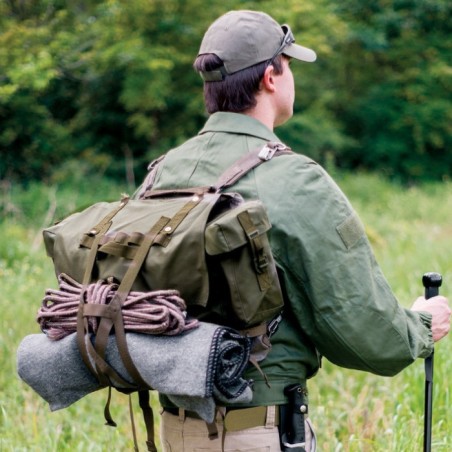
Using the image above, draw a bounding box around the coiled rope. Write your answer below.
[37,273,199,340]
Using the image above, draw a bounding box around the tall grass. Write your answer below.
[1,172,450,451]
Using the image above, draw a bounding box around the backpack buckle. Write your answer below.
[267,313,283,337]
[258,142,287,161]
[258,144,277,161]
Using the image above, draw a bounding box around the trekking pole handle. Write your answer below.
[422,272,442,452]
[422,272,442,299]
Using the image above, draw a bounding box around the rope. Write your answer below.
[37,273,199,340]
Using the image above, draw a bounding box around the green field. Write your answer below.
[1,172,451,451]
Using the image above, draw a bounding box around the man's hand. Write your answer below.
[411,296,451,342]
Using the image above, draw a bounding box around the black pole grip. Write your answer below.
[422,272,442,452]
[422,272,442,299]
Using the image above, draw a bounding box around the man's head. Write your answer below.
[193,10,316,117]
[197,10,316,82]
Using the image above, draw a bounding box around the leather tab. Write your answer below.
[138,391,158,452]
[239,323,267,337]
[237,210,271,290]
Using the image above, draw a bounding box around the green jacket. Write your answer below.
[152,112,433,406]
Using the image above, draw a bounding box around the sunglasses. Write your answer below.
[268,25,295,64]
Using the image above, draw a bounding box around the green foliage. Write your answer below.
[331,0,452,181]
[0,0,451,184]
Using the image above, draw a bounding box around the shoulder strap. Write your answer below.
[212,142,292,192]
[140,142,292,198]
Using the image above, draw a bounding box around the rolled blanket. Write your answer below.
[17,323,252,422]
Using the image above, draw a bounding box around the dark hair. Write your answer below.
[193,54,284,114]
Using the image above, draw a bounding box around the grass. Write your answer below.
[1,171,451,451]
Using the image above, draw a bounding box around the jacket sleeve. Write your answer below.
[266,156,433,377]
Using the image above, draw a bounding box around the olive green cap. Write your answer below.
[198,10,317,81]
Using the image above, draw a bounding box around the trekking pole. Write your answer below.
[422,272,442,452]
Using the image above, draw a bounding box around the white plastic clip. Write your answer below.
[258,143,277,161]
[258,142,289,161]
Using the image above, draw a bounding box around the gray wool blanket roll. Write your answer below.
[17,322,252,422]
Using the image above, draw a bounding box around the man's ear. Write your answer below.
[261,65,276,93]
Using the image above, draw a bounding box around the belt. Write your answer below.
[163,405,281,431]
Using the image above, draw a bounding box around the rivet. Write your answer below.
[300,405,307,414]
[164,226,172,232]
[192,195,199,202]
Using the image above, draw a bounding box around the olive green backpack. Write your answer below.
[42,142,291,450]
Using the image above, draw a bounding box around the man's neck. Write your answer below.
[244,109,274,131]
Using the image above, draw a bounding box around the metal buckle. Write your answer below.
[267,312,283,337]
[258,142,288,161]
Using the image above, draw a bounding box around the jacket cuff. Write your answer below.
[417,311,434,355]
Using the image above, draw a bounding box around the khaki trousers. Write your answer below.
[160,407,316,452]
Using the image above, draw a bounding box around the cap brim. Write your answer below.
[283,43,317,63]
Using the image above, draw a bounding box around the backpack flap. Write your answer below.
[205,199,284,328]
[43,192,224,308]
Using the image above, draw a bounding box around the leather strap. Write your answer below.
[139,141,292,197]
[92,215,172,389]
[239,323,267,337]
[212,142,292,192]
[138,390,157,452]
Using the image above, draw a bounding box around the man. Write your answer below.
[140,10,451,452]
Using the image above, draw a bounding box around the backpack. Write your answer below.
[39,141,292,450]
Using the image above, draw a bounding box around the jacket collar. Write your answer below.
[199,112,279,142]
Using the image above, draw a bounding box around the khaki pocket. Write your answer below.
[205,200,283,328]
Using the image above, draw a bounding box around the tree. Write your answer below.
[1,0,450,184]
[330,0,452,181]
